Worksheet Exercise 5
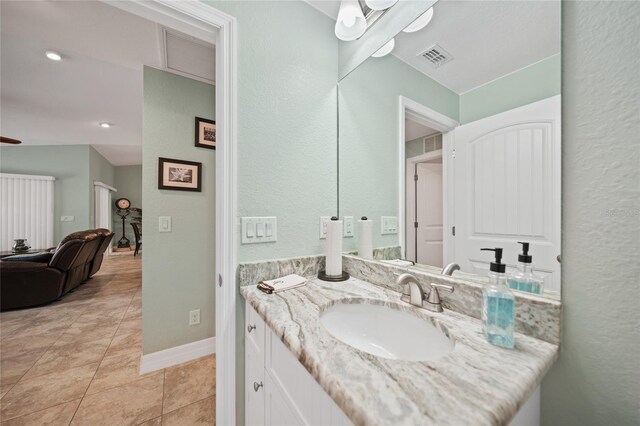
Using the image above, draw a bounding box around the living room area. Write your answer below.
[0,1,216,424]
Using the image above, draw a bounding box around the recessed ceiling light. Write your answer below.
[99,123,111,128]
[45,50,62,61]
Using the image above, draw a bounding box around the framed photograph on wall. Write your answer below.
[195,117,216,150]
[158,157,202,192]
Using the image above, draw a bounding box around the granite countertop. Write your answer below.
[241,276,559,426]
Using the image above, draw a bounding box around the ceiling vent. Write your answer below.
[163,28,215,84]
[418,44,453,68]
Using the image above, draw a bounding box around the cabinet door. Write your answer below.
[245,304,266,426]
[265,371,305,426]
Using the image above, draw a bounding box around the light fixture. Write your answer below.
[371,38,395,58]
[45,50,62,61]
[335,0,367,41]
[365,0,398,11]
[402,7,434,33]
[99,123,111,128]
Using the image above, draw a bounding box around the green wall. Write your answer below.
[112,165,142,246]
[541,2,640,425]
[209,0,339,262]
[460,54,561,124]
[142,67,216,354]
[89,146,115,228]
[339,54,458,252]
[0,145,92,243]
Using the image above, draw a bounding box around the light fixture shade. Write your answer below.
[371,38,395,58]
[402,7,434,33]
[365,0,398,11]
[335,0,367,41]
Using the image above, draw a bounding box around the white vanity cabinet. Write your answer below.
[245,303,352,426]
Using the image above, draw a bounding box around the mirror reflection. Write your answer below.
[338,0,561,299]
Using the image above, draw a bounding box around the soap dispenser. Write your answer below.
[508,242,544,295]
[480,248,515,349]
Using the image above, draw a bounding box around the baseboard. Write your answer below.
[139,337,216,374]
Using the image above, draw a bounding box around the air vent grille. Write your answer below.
[419,44,453,68]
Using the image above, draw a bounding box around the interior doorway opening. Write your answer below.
[398,96,458,265]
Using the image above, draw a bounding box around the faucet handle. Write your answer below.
[427,283,454,305]
[431,283,454,293]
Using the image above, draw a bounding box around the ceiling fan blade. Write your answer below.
[0,136,22,144]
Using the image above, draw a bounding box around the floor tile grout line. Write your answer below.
[162,392,217,418]
[7,301,94,388]
[69,286,138,424]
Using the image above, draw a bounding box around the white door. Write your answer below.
[94,182,116,255]
[452,96,561,292]
[416,161,443,266]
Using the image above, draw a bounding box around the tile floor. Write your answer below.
[0,254,215,425]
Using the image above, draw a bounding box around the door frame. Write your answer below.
[405,150,443,263]
[398,96,458,262]
[103,2,238,424]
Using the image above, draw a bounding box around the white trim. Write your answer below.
[93,181,117,192]
[140,337,216,375]
[399,96,458,261]
[0,173,55,181]
[105,2,238,424]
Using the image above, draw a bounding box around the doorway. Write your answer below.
[406,151,443,266]
[398,96,458,264]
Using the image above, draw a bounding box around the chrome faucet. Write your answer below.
[395,273,455,313]
[441,263,460,276]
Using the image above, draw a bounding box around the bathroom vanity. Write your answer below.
[240,255,560,426]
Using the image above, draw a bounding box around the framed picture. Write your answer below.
[158,157,202,192]
[195,117,216,150]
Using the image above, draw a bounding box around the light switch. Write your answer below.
[60,216,75,222]
[246,223,255,238]
[343,216,354,237]
[159,216,172,233]
[241,217,277,244]
[381,216,398,235]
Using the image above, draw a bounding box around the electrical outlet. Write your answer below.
[381,216,398,235]
[343,216,354,237]
[189,309,201,325]
[319,216,332,239]
[60,216,75,222]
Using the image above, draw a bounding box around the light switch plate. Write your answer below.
[319,216,332,239]
[159,216,172,233]
[381,216,398,235]
[343,216,354,237]
[60,216,75,222]
[241,217,277,244]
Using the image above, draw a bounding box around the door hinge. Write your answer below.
[414,174,418,181]
[218,274,223,287]
[451,149,456,159]
[452,226,455,236]
[414,222,419,228]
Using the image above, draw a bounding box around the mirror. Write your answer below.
[338,0,561,300]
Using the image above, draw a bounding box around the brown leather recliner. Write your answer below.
[0,239,85,311]
[87,229,114,279]
[55,230,101,293]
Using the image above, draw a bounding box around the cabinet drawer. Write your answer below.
[245,303,265,356]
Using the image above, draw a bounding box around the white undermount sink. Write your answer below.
[320,302,454,362]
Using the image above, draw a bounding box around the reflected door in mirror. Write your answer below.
[452,96,561,293]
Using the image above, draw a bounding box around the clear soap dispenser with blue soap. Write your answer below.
[508,242,544,295]
[480,248,515,349]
